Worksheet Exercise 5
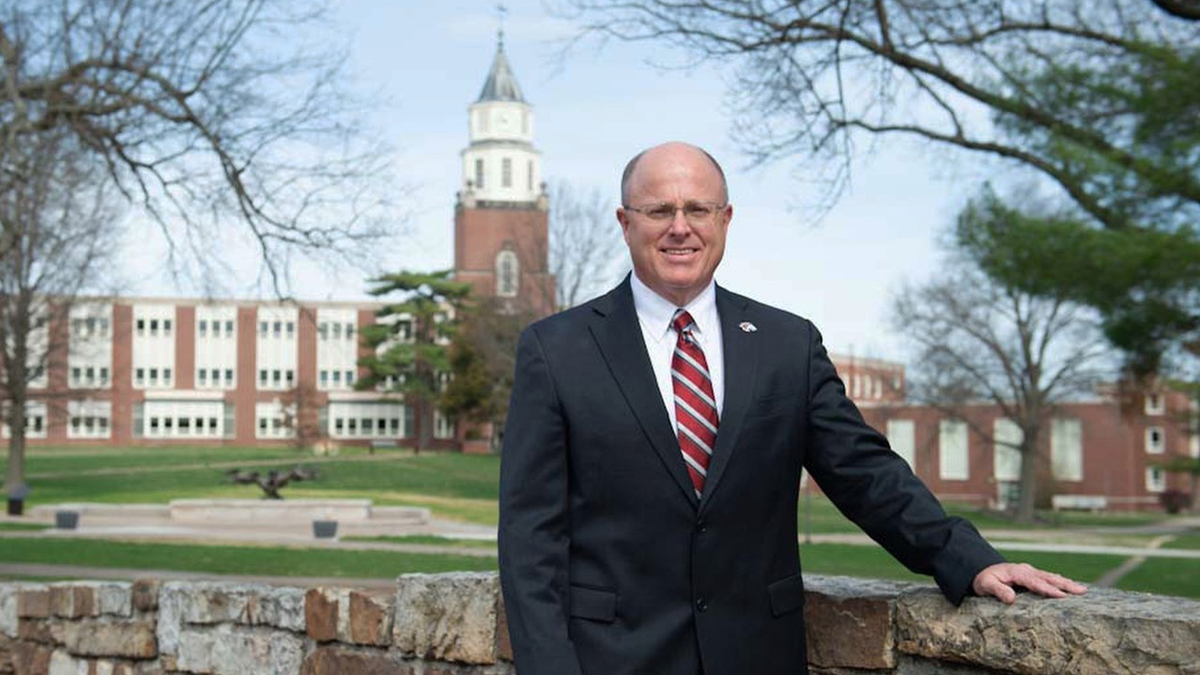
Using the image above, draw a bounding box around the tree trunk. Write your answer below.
[1014,439,1040,524]
[4,398,28,515]
[417,399,433,455]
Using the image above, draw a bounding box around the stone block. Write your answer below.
[50,618,156,659]
[393,573,503,665]
[349,591,392,647]
[300,647,405,675]
[494,596,512,662]
[803,575,907,670]
[132,580,160,613]
[12,642,51,675]
[18,587,51,619]
[90,583,133,618]
[17,619,52,644]
[0,587,16,639]
[160,582,305,633]
[896,586,1200,675]
[174,625,303,675]
[305,589,338,642]
[49,585,93,619]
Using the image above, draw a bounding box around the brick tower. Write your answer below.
[453,33,554,317]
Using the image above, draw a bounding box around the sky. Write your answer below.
[120,0,1008,363]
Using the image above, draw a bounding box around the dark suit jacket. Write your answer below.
[498,279,1004,675]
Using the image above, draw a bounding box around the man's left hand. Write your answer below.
[972,562,1088,604]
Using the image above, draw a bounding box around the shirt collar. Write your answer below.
[630,272,718,344]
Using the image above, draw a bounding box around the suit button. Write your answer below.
[696,598,708,612]
[696,519,707,534]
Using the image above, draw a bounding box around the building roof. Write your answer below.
[477,39,526,103]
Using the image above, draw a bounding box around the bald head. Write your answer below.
[620,142,729,206]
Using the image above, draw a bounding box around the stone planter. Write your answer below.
[55,510,80,530]
[312,519,338,539]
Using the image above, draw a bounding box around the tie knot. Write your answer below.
[671,309,696,336]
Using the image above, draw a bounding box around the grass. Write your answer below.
[343,534,498,550]
[799,544,1130,588]
[0,522,50,531]
[1115,558,1200,599]
[1164,534,1200,550]
[0,538,496,579]
[3,448,501,523]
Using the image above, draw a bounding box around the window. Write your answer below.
[272,370,281,386]
[149,368,159,385]
[225,320,234,335]
[99,367,109,385]
[150,417,160,433]
[85,367,95,384]
[345,370,354,386]
[259,369,268,387]
[198,369,208,386]
[1146,467,1166,493]
[886,419,915,469]
[1146,426,1165,454]
[332,323,341,339]
[163,368,172,385]
[136,368,145,386]
[225,369,234,386]
[163,319,172,335]
[136,319,146,336]
[273,321,282,337]
[993,418,1023,481]
[318,322,328,340]
[332,371,342,385]
[259,417,268,433]
[320,371,328,387]
[502,157,513,187]
[474,158,484,188]
[211,369,220,385]
[939,420,969,481]
[496,250,519,297]
[71,367,81,386]
[335,418,344,434]
[1146,393,1165,416]
[150,319,159,336]
[345,323,354,339]
[1051,418,1083,481]
[198,320,208,337]
[286,322,294,338]
[259,321,269,336]
[527,160,534,191]
[285,370,294,386]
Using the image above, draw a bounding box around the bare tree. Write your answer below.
[559,1,1198,225]
[547,181,625,309]
[0,132,119,512]
[0,0,396,294]
[891,253,1109,523]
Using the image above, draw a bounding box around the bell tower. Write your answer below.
[453,30,554,316]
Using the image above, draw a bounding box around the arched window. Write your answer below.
[495,250,519,297]
[474,158,484,189]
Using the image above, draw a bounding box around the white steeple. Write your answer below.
[460,29,543,207]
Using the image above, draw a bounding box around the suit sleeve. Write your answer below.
[498,327,584,675]
[800,322,1005,605]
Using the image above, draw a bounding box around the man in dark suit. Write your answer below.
[498,141,1085,675]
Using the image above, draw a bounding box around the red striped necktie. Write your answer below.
[671,309,719,498]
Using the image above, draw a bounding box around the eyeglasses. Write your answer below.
[622,201,728,225]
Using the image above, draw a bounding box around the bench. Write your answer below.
[369,438,399,453]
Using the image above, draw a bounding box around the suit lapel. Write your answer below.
[699,286,760,513]
[588,279,699,507]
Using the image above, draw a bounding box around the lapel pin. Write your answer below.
[739,322,757,333]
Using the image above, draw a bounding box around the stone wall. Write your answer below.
[1,573,1197,674]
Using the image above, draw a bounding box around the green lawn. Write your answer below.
[343,534,498,550]
[3,448,501,524]
[1115,557,1200,598]
[1164,534,1200,550]
[0,538,496,579]
[0,522,50,531]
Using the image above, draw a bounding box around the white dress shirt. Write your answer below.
[630,272,725,431]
